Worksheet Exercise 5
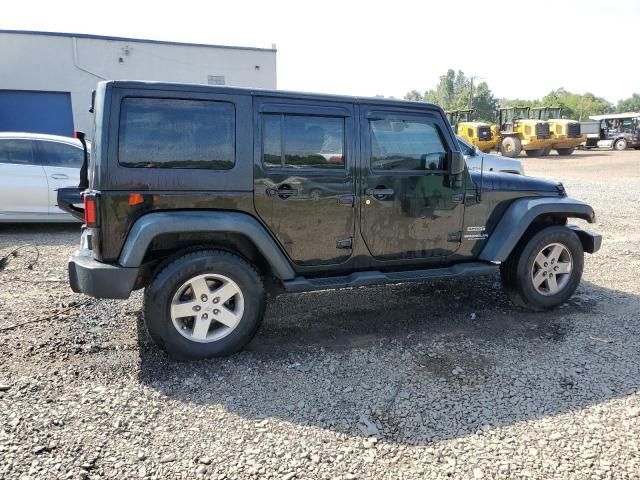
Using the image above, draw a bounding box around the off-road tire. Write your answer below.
[525,149,544,157]
[541,146,552,156]
[614,139,627,151]
[143,249,265,360]
[500,226,584,311]
[556,147,575,156]
[500,136,522,158]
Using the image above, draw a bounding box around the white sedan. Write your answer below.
[0,132,84,222]
[457,136,525,175]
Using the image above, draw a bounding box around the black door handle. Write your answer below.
[365,187,394,198]
[266,184,299,200]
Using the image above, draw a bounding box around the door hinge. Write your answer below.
[448,231,462,242]
[336,236,353,249]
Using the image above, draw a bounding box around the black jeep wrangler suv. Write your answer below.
[62,81,602,360]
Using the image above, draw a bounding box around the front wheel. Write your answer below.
[143,250,265,360]
[500,136,522,158]
[614,139,627,151]
[500,226,584,311]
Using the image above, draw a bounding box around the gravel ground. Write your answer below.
[1,149,639,480]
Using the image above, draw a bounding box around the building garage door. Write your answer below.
[0,90,74,137]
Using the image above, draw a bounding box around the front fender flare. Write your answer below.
[479,197,596,262]
[118,211,296,280]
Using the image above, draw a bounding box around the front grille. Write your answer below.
[567,122,581,138]
[478,126,492,141]
[535,123,550,139]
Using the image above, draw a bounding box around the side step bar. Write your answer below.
[283,262,498,293]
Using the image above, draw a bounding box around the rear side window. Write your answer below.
[39,141,84,168]
[118,97,235,169]
[262,114,345,169]
[0,139,34,165]
[370,118,447,171]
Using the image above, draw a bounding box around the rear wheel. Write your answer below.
[614,138,628,151]
[556,147,575,156]
[541,146,552,156]
[525,149,544,157]
[500,136,522,158]
[500,226,584,311]
[143,250,265,360]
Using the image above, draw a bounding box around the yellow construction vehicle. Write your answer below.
[446,109,498,153]
[530,107,586,155]
[496,107,553,158]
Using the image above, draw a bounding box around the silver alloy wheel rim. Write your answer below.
[170,273,244,343]
[531,242,573,296]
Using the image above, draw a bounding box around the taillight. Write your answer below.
[84,194,97,227]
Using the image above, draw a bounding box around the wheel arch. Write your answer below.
[118,211,296,280]
[479,197,597,263]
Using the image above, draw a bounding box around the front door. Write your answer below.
[254,100,356,266]
[35,140,83,217]
[359,108,465,261]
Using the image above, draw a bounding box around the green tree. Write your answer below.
[405,69,497,118]
[617,93,640,113]
[435,69,456,109]
[404,90,424,102]
[539,88,612,120]
[473,82,498,122]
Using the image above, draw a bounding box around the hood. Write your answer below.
[470,170,565,195]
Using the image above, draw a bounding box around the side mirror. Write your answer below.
[450,151,465,175]
[473,146,481,156]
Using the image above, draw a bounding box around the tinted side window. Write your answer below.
[119,97,235,169]
[370,119,447,171]
[0,140,34,165]
[262,114,345,169]
[39,141,84,168]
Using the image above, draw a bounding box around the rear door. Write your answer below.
[253,99,356,266]
[359,106,465,261]
[0,139,49,219]
[35,140,83,217]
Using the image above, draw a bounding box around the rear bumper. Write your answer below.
[567,225,602,254]
[68,250,139,299]
[475,139,498,151]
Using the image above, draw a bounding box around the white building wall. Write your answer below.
[0,31,277,134]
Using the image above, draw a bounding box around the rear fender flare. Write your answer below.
[118,211,296,280]
[479,197,596,262]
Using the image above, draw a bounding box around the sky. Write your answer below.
[3,0,639,103]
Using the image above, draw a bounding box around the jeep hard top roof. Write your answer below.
[102,80,442,111]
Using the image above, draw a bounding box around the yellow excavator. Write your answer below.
[496,106,554,158]
[446,109,498,153]
[530,107,585,155]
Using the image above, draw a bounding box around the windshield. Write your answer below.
[546,108,562,119]
[512,108,530,120]
[456,136,474,155]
